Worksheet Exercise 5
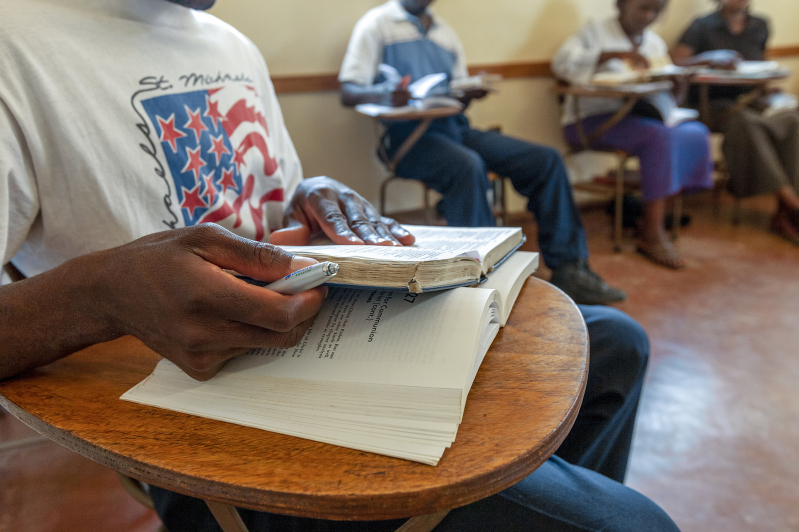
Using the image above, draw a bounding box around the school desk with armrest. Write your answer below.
[0,277,588,532]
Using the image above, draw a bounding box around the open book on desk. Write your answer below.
[121,251,539,465]
[356,64,464,118]
[277,225,526,293]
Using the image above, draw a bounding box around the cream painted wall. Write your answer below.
[209,0,799,213]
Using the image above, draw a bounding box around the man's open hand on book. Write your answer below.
[271,176,416,247]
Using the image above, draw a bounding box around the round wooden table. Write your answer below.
[0,278,588,528]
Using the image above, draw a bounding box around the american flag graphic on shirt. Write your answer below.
[141,85,283,241]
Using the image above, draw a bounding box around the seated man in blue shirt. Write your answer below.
[339,0,626,305]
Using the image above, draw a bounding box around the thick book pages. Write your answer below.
[279,225,524,293]
[121,251,539,466]
[481,251,539,326]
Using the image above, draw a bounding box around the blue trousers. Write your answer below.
[389,120,588,270]
[150,305,680,532]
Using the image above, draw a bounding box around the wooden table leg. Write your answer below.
[394,510,450,532]
[206,500,251,532]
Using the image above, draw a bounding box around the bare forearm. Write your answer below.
[0,254,117,380]
[0,225,331,383]
[340,82,390,107]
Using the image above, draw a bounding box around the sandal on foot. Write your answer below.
[636,240,686,270]
[771,210,799,246]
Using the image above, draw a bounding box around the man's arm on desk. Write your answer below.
[0,225,327,382]
[340,81,413,108]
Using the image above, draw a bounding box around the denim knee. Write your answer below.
[454,150,488,189]
[581,305,649,383]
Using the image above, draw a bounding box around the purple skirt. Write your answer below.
[565,114,713,202]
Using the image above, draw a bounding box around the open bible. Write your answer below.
[120,251,539,466]
[354,65,464,117]
[277,225,525,293]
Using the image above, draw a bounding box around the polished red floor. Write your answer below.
[1,192,798,531]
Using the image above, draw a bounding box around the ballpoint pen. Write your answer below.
[262,261,339,295]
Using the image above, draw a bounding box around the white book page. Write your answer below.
[278,244,465,262]
[223,287,496,391]
[354,103,421,117]
[408,72,448,98]
[404,225,522,264]
[479,251,539,326]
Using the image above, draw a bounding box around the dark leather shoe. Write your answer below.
[550,260,627,305]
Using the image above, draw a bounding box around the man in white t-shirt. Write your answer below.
[0,0,413,381]
[0,1,679,531]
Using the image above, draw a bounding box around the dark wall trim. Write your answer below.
[271,45,799,95]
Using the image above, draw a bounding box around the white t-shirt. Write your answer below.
[338,0,468,89]
[0,0,303,277]
[551,17,672,125]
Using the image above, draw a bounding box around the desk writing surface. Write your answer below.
[552,81,673,99]
[692,70,790,86]
[355,105,462,122]
[0,278,588,521]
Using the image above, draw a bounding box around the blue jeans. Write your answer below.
[150,306,679,532]
[388,119,588,270]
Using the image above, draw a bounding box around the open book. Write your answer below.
[277,225,525,293]
[450,73,503,96]
[121,251,539,466]
[355,65,464,118]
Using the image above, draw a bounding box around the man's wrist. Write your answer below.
[0,253,121,380]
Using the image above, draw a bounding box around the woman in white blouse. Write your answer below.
[553,0,713,269]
